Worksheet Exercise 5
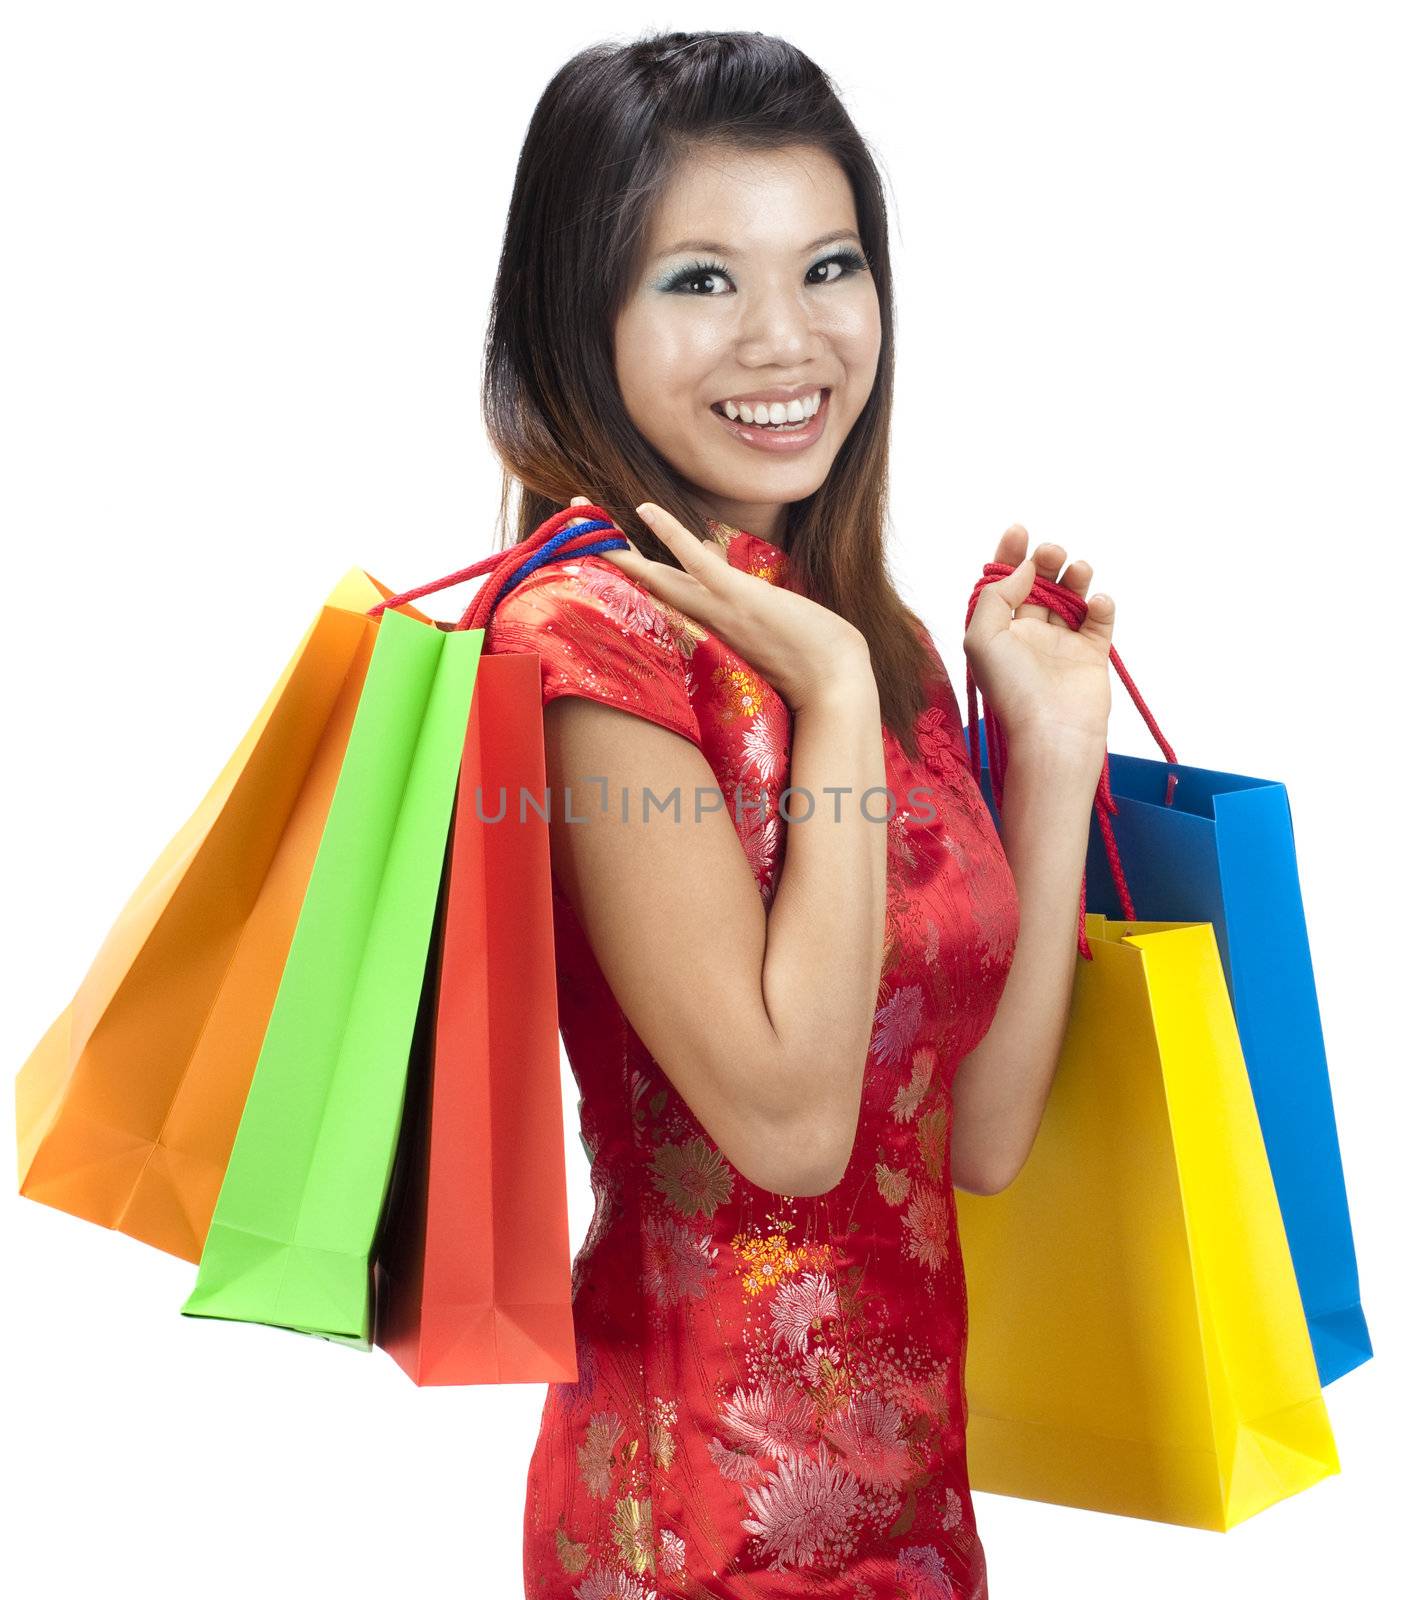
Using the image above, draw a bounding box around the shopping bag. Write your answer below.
[178,504,625,1350]
[14,568,421,1261]
[1083,751,1372,1385]
[180,606,481,1347]
[959,559,1370,1388]
[18,504,625,1363]
[372,649,577,1385]
[953,914,1340,1530]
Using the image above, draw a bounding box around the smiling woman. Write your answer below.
[614,173,879,483]
[614,149,881,535]
[481,33,939,765]
[477,28,1032,1600]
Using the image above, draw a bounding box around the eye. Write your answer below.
[807,248,871,285]
[663,258,734,296]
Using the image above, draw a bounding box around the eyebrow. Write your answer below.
[651,228,862,262]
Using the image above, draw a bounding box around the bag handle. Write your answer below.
[963,561,1180,960]
[364,505,629,628]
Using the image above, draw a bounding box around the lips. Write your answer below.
[709,387,830,424]
[709,387,832,454]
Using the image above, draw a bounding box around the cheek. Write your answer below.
[822,290,883,390]
[615,303,724,423]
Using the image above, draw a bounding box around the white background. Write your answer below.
[2,3,1398,1595]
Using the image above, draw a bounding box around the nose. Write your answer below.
[734,278,825,369]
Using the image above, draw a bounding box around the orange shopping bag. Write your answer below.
[15,569,430,1261]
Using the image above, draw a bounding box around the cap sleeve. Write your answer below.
[484,556,705,751]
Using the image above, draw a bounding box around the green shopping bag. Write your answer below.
[181,606,481,1347]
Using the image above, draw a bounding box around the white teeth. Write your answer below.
[721,389,823,426]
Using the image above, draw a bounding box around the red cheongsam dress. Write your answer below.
[484,520,1020,1600]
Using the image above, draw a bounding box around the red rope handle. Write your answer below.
[364,505,625,627]
[963,562,1179,959]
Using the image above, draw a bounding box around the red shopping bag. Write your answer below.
[371,507,633,1384]
[373,650,575,1384]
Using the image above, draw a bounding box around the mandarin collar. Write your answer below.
[704,517,791,587]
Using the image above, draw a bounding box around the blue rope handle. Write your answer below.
[493,519,631,607]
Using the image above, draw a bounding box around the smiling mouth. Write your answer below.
[709,388,831,429]
[708,388,833,453]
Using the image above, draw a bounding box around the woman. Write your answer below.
[482,30,1112,1600]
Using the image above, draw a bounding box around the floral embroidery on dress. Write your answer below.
[487,521,1017,1599]
[648,1138,735,1219]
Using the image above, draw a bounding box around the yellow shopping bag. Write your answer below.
[954,914,1339,1530]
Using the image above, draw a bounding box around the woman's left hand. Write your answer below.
[964,523,1114,756]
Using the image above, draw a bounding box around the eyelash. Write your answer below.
[661,248,871,296]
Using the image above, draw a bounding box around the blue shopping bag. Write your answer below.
[968,712,1372,1388]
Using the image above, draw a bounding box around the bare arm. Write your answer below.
[543,508,887,1198]
[949,735,1103,1194]
[948,523,1116,1195]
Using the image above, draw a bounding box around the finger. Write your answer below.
[1077,590,1116,647]
[991,524,1028,588]
[634,502,728,582]
[594,502,748,625]
[561,496,599,533]
[966,552,1038,650]
[584,500,685,586]
[565,495,605,524]
[1048,557,1092,630]
[1014,540,1066,624]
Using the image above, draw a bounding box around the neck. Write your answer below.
[694,496,788,546]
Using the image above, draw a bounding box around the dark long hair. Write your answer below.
[482,29,938,759]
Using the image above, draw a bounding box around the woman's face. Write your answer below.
[614,143,882,544]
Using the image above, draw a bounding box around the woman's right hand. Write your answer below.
[562,496,872,714]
